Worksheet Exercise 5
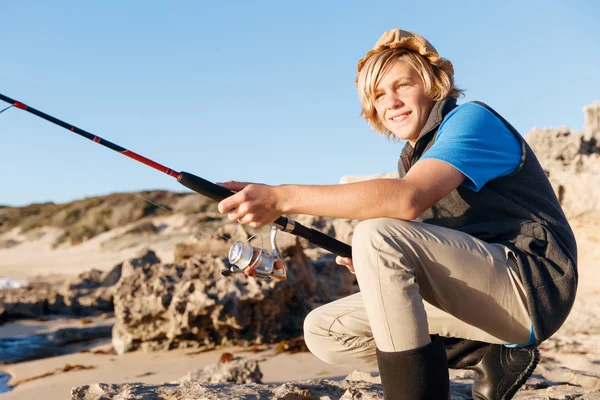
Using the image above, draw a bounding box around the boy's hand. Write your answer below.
[217,180,284,228]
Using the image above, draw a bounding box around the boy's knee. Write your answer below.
[303,308,336,363]
[303,307,328,338]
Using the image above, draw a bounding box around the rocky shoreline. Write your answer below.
[70,365,600,400]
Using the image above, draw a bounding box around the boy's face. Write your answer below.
[373,61,435,146]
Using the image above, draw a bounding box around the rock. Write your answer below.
[345,370,381,384]
[174,223,249,263]
[70,375,380,400]
[525,101,600,217]
[49,268,116,315]
[0,249,160,322]
[71,361,600,400]
[339,172,399,184]
[332,218,360,247]
[111,240,354,354]
[176,357,263,384]
[118,248,162,279]
[110,323,136,356]
[312,254,358,301]
[584,101,600,140]
[0,325,112,364]
[0,281,55,321]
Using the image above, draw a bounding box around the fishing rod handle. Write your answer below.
[177,171,352,258]
[178,171,236,201]
[289,223,352,258]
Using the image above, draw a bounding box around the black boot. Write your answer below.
[376,335,449,400]
[442,337,540,400]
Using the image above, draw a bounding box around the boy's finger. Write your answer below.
[335,256,351,266]
[216,181,251,191]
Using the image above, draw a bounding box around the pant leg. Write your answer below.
[303,293,527,367]
[303,292,377,367]
[351,218,531,352]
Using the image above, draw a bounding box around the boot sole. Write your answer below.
[502,347,540,400]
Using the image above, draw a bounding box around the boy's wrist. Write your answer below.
[275,184,295,215]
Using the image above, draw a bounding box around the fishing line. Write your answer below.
[0,105,13,115]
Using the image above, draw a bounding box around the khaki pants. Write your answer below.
[303,218,532,367]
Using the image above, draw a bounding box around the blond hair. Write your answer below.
[357,48,464,137]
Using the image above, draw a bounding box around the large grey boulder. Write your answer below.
[176,356,263,384]
[111,240,356,354]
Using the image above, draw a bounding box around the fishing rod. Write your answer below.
[0,93,352,280]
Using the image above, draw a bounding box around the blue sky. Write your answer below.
[1,1,598,206]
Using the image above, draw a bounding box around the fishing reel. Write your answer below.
[222,225,287,281]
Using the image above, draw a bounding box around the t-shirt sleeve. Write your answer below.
[419,102,523,192]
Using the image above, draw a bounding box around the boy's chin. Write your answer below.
[391,130,417,142]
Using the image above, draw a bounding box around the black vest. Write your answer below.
[398,97,577,343]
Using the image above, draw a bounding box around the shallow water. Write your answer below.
[0,373,10,393]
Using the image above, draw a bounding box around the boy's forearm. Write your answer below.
[276,179,418,221]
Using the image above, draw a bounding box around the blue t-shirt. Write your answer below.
[420,102,522,191]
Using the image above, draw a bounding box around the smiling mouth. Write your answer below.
[389,112,411,122]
